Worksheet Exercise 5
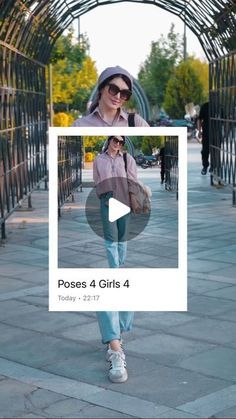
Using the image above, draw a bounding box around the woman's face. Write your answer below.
[108,136,125,154]
[100,77,131,111]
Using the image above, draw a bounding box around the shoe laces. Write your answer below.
[109,351,126,371]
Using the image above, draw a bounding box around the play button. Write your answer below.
[109,198,130,222]
[85,177,151,242]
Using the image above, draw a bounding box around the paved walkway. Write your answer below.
[0,141,236,418]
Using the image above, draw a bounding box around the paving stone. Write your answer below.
[200,250,236,264]
[188,277,228,295]
[4,310,90,334]
[105,365,228,408]
[187,247,233,261]
[42,397,133,418]
[18,413,44,418]
[1,142,236,418]
[188,259,232,274]
[134,311,197,330]
[0,379,37,417]
[0,358,105,401]
[178,347,236,381]
[213,405,236,418]
[42,350,160,387]
[168,317,236,344]
[0,263,44,276]
[0,300,42,320]
[42,350,109,385]
[159,408,199,418]
[0,277,34,294]
[12,270,48,285]
[74,404,134,418]
[125,333,215,366]
[177,385,236,417]
[188,271,236,284]
[58,321,101,343]
[188,295,236,316]
[204,285,236,300]
[210,265,236,279]
[17,295,48,307]
[0,285,47,302]
[214,309,236,322]
[85,390,170,419]
[0,324,94,368]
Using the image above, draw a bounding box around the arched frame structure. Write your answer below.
[0,0,236,237]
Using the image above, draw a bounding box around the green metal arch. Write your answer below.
[0,0,235,64]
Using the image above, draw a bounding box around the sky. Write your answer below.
[75,2,207,78]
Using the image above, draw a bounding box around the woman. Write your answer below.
[72,65,149,127]
[73,66,149,383]
[94,135,139,269]
[94,135,140,383]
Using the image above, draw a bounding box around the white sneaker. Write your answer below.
[106,340,124,361]
[108,350,128,383]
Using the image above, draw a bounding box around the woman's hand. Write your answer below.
[129,193,141,214]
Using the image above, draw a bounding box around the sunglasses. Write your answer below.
[108,83,132,101]
[112,137,125,145]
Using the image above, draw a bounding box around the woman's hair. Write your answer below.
[89,74,132,114]
[103,136,126,153]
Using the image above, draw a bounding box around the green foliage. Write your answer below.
[49,28,98,114]
[131,137,143,152]
[163,60,204,118]
[83,136,106,153]
[138,24,183,111]
[141,137,165,155]
[188,56,209,102]
[50,27,87,67]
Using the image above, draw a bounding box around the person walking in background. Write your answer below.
[159,146,165,184]
[197,101,210,175]
[72,65,149,127]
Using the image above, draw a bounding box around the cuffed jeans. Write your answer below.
[96,311,134,344]
[98,195,133,344]
[100,194,129,268]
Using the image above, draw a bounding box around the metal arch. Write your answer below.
[88,78,151,121]
[1,0,235,63]
[125,137,135,156]
[0,0,235,234]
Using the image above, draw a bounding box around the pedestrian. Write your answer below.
[159,146,165,184]
[72,65,149,127]
[93,135,141,383]
[197,101,210,175]
[72,65,149,384]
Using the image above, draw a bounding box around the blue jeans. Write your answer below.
[100,194,129,268]
[96,311,134,344]
[98,195,133,344]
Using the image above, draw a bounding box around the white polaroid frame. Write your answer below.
[49,127,187,311]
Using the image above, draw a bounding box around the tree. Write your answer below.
[163,60,204,119]
[71,56,98,111]
[141,137,165,155]
[50,28,98,114]
[138,24,183,113]
[188,56,209,102]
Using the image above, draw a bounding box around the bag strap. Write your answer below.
[128,113,135,127]
[123,152,127,173]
